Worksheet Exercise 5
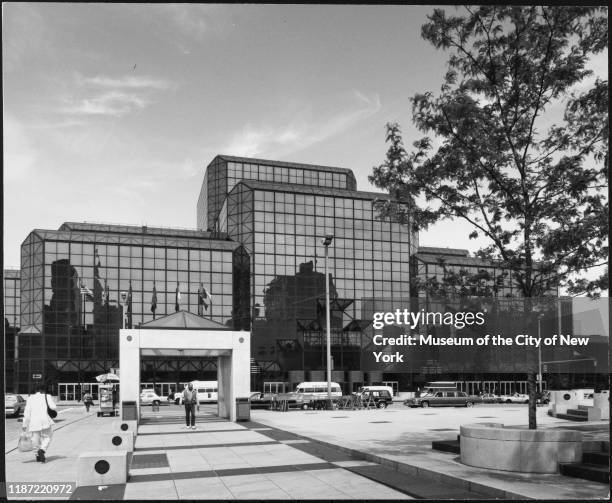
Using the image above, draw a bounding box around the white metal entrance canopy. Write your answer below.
[119,311,250,422]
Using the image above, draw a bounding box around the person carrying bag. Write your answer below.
[23,384,57,463]
[182,384,199,430]
[18,431,34,452]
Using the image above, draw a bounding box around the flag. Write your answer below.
[80,282,94,302]
[197,284,205,316]
[198,284,211,315]
[175,283,181,312]
[203,286,212,306]
[127,282,133,314]
[151,284,158,315]
[94,249,101,280]
[127,281,133,328]
[102,279,109,306]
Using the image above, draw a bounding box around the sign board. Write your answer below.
[32,373,42,380]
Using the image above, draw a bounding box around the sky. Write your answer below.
[3,3,608,292]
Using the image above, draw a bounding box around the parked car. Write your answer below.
[404,390,478,408]
[359,389,393,408]
[480,393,501,404]
[500,393,529,404]
[272,391,324,410]
[140,390,162,406]
[537,391,550,404]
[5,394,27,417]
[249,392,274,409]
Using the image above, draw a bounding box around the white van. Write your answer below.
[295,382,342,398]
[176,381,218,404]
[358,385,394,397]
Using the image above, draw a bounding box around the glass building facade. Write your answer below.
[200,157,417,391]
[6,155,606,396]
[3,269,20,392]
[197,155,357,232]
[410,247,558,299]
[14,222,244,394]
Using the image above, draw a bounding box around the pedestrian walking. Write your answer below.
[182,384,198,429]
[23,384,57,463]
[83,392,93,412]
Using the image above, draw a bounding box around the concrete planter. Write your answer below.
[460,423,582,474]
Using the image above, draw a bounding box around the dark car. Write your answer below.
[249,392,274,409]
[405,390,478,408]
[537,391,550,405]
[360,389,393,409]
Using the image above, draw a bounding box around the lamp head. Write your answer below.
[322,234,334,246]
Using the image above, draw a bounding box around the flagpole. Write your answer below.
[80,280,85,394]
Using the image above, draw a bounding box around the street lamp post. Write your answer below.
[537,314,544,394]
[322,234,334,407]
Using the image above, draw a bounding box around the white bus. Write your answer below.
[177,381,218,404]
[295,382,342,398]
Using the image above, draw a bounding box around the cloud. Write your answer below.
[68,91,149,117]
[62,72,175,117]
[3,114,38,182]
[78,75,174,90]
[224,90,381,158]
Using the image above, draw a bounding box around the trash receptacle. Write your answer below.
[122,401,137,420]
[152,403,159,412]
[236,397,250,421]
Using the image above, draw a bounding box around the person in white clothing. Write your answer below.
[23,384,57,463]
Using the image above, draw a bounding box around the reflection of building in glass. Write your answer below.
[4,269,20,392]
[410,247,557,299]
[204,155,417,391]
[15,223,243,393]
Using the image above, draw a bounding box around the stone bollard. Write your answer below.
[100,432,134,452]
[76,451,128,487]
[113,419,138,437]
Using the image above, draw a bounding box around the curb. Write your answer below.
[6,411,96,455]
[266,426,532,500]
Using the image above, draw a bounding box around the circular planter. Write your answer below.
[460,423,582,473]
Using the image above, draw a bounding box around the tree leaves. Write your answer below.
[371,6,608,298]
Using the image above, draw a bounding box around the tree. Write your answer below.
[370,6,608,429]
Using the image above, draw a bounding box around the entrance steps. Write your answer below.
[432,435,461,454]
[555,408,589,422]
[559,444,610,484]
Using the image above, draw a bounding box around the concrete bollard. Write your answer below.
[587,407,602,421]
[100,432,134,452]
[76,451,128,487]
[113,419,138,436]
[594,391,610,420]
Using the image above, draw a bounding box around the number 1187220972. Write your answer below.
[5,483,75,498]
